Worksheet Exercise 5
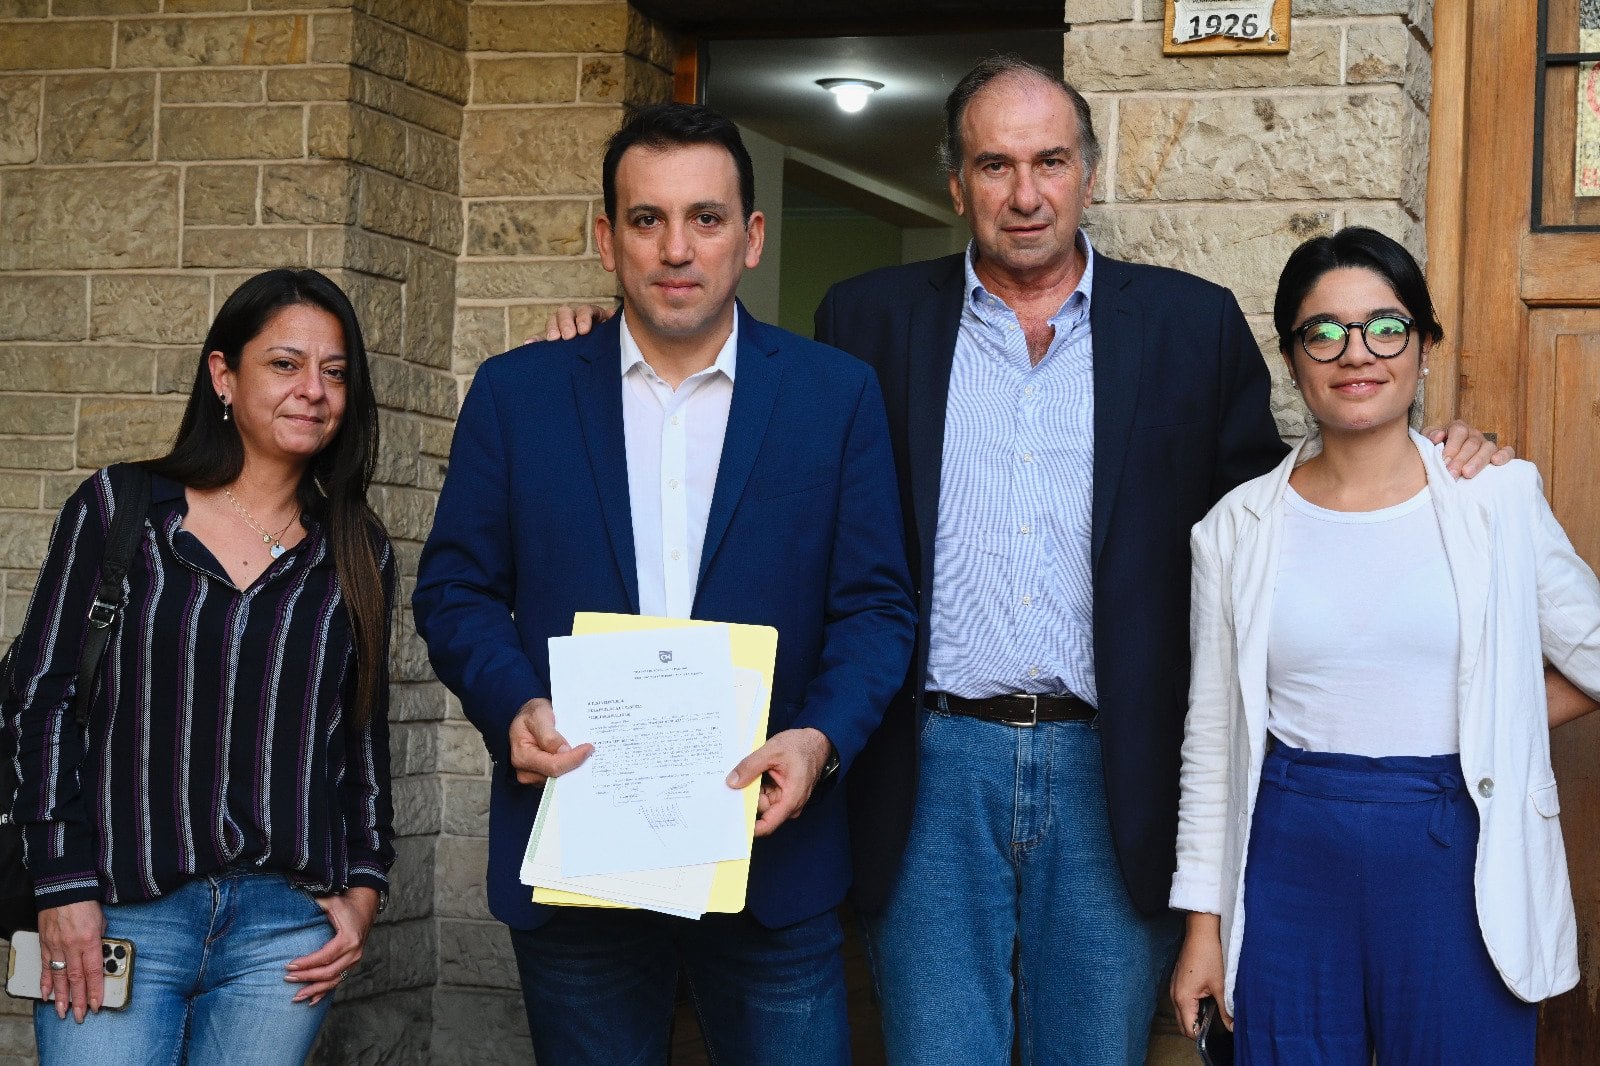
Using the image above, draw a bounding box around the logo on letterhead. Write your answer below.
[658,650,673,664]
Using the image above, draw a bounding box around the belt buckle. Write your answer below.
[1012,694,1039,727]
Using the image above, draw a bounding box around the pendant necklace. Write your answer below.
[223,487,296,559]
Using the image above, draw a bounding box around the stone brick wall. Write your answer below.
[449,1,674,376]
[1068,0,1435,436]
[308,5,472,1061]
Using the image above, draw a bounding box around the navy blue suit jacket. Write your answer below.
[414,306,916,931]
[815,252,1288,917]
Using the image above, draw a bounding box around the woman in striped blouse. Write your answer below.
[8,269,396,1064]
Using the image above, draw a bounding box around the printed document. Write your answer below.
[518,668,765,918]
[547,625,747,876]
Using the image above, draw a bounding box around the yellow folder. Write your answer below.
[531,612,777,914]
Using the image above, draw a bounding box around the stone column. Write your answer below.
[450,1,676,371]
[305,3,472,1061]
[1066,0,1431,439]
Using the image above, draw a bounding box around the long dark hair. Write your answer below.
[145,268,389,727]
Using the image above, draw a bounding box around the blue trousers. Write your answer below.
[862,711,1180,1065]
[509,906,850,1065]
[1235,743,1537,1065]
[34,871,335,1066]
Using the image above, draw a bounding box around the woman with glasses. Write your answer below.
[1166,227,1600,1064]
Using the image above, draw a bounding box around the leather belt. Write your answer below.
[924,691,1097,727]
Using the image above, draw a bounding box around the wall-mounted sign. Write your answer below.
[1164,0,1291,56]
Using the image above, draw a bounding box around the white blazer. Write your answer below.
[1170,430,1600,1010]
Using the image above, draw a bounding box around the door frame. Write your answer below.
[1423,0,1472,433]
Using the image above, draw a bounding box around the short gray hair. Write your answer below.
[938,55,1100,181]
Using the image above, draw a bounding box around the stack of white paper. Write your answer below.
[520,625,765,918]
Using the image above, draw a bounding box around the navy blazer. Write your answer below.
[413,306,916,931]
[815,252,1288,916]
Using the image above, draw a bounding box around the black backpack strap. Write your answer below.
[71,465,152,729]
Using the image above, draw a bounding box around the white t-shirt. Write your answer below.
[1266,484,1460,756]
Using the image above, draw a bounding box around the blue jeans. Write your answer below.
[862,710,1181,1065]
[510,906,850,1065]
[1235,743,1537,1064]
[35,871,335,1066]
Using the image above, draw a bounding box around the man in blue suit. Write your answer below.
[412,104,915,1064]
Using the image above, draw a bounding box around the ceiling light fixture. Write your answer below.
[816,78,884,114]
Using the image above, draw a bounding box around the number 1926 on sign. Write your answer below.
[1172,0,1275,44]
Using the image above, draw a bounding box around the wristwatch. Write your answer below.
[814,743,840,795]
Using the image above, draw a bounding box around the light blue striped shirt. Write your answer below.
[924,235,1098,704]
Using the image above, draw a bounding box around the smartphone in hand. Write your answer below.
[1197,996,1234,1066]
[6,930,133,1010]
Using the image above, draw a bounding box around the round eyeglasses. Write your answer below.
[1294,314,1415,363]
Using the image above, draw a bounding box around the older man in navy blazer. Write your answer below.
[413,104,914,1064]
[804,57,1283,1065]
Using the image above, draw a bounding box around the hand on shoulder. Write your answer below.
[1422,419,1514,479]
[526,304,615,344]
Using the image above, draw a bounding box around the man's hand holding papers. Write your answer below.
[726,726,833,837]
[508,697,594,785]
[522,615,780,918]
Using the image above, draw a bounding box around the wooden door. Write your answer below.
[1430,1,1600,1060]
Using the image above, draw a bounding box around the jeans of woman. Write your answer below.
[1234,742,1537,1065]
[35,870,335,1066]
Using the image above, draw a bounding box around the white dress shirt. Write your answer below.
[620,313,736,618]
[924,236,1098,702]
